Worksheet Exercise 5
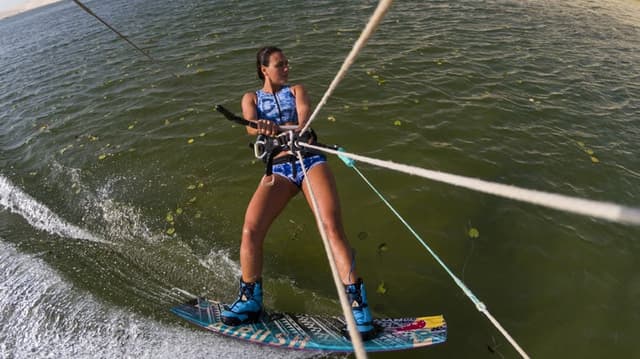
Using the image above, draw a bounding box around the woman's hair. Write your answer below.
[256,46,282,80]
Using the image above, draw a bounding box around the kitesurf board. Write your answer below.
[171,298,447,353]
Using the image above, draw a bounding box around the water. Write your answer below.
[1,0,640,357]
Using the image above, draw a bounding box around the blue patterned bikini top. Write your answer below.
[256,85,298,125]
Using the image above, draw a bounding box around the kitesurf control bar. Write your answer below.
[215,105,255,128]
[216,105,298,131]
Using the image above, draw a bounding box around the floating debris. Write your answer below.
[576,141,600,163]
[59,144,73,155]
[366,70,386,85]
[376,281,387,294]
[327,115,336,122]
[377,242,388,254]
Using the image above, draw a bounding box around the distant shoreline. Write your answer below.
[0,0,63,20]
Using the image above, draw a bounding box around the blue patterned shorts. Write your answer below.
[271,154,327,188]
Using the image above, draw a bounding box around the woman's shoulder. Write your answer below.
[288,83,306,97]
[243,91,258,101]
[242,92,257,107]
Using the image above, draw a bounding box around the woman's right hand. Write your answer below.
[256,119,279,137]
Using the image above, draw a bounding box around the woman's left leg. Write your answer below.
[301,162,375,339]
[301,162,357,284]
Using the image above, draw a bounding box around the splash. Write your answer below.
[49,162,165,244]
[0,175,109,244]
[0,240,311,359]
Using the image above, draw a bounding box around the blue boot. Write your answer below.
[344,278,377,340]
[221,278,263,325]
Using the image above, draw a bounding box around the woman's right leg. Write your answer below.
[240,175,299,282]
[221,175,298,325]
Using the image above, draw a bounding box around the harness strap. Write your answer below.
[254,128,321,178]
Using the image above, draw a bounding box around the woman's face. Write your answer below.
[262,51,289,85]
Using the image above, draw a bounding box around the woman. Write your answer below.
[220,46,375,339]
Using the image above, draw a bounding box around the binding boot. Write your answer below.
[221,278,263,325]
[344,278,377,340]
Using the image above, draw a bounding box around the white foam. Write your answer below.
[0,240,316,359]
[0,175,108,244]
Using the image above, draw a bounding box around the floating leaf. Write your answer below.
[166,227,176,235]
[166,212,174,222]
[591,156,600,163]
[327,115,336,122]
[176,208,183,215]
[187,184,197,190]
[187,138,195,144]
[468,227,480,239]
[189,196,197,203]
[128,124,135,130]
[98,154,107,160]
[197,182,204,189]
[376,281,387,294]
[394,120,402,126]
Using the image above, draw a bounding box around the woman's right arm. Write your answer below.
[241,92,259,136]
[242,91,280,137]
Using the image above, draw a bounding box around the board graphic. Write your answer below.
[171,298,447,352]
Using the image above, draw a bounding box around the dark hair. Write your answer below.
[256,46,282,80]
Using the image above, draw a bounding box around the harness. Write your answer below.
[215,105,328,177]
[252,128,321,177]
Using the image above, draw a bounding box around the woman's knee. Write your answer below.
[241,224,266,247]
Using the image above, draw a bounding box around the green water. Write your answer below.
[1,0,640,358]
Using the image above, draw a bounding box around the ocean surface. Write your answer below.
[2,0,640,358]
